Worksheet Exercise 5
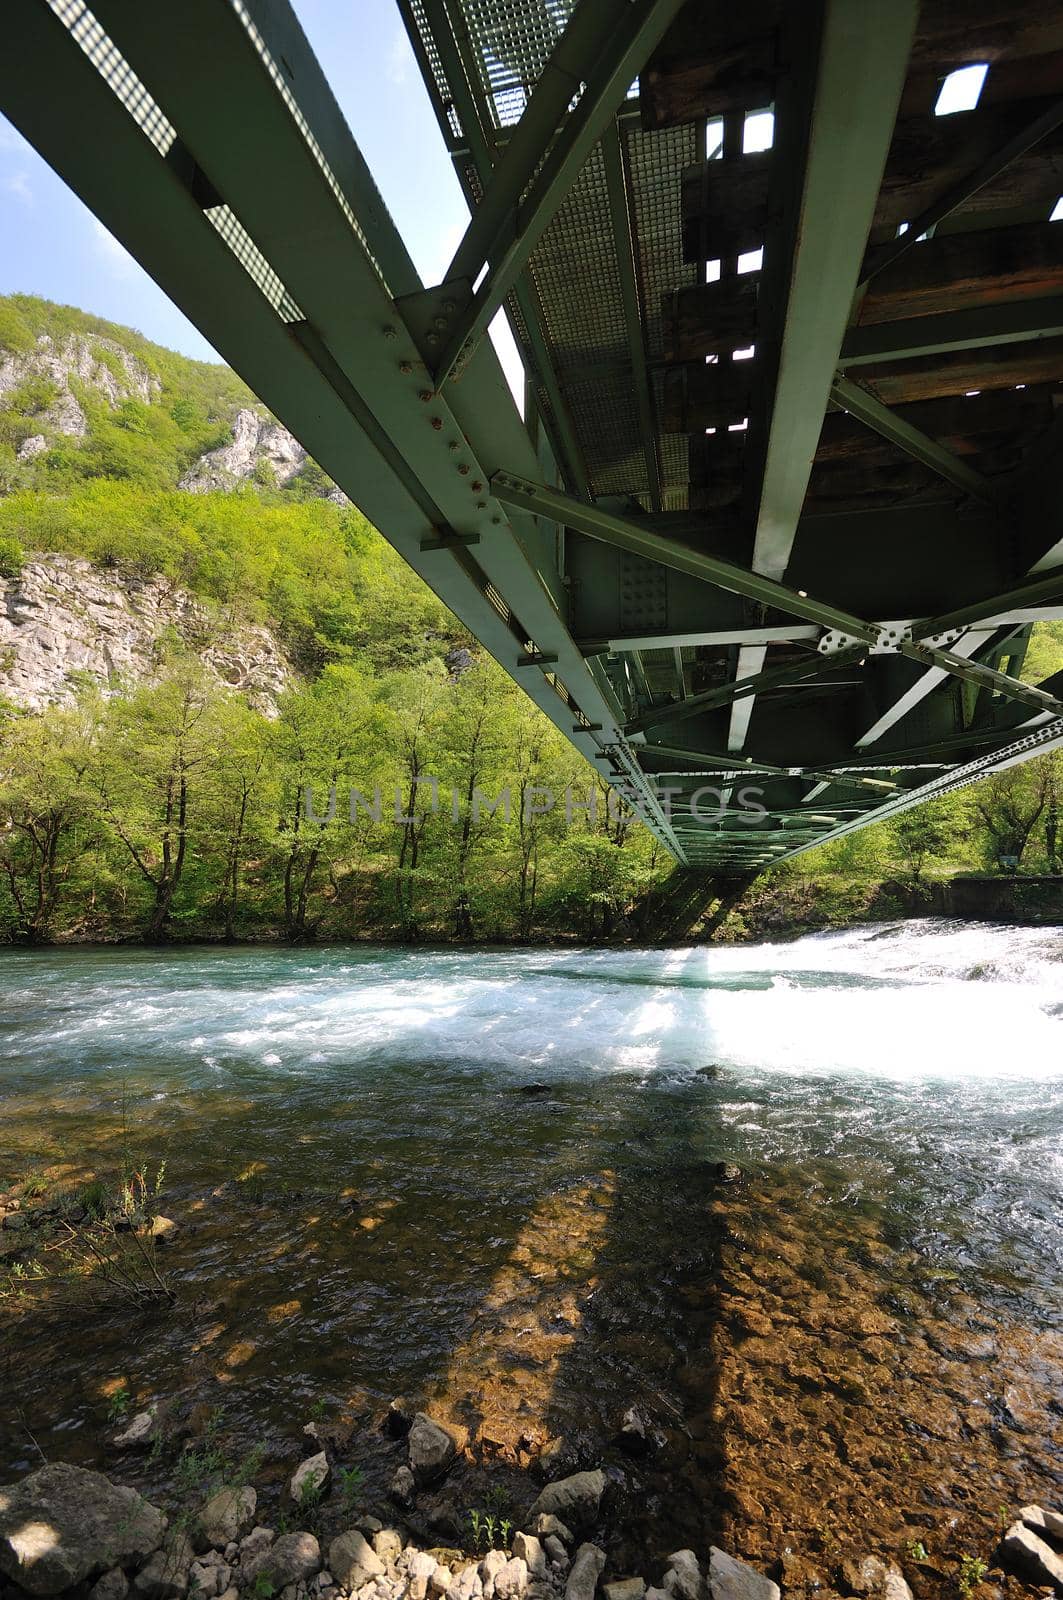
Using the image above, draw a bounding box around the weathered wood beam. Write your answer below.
[830,375,997,500]
[640,2,782,130]
[642,0,1063,132]
[681,105,1063,265]
[857,220,1063,326]
[662,362,756,431]
[662,279,759,362]
[818,386,1058,456]
[853,337,1063,404]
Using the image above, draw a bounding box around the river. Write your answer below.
[1,921,1061,1577]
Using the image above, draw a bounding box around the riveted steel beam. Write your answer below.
[401,0,591,496]
[10,0,692,863]
[490,473,882,642]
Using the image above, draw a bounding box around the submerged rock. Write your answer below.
[837,1558,911,1600]
[389,1465,416,1507]
[113,1407,159,1450]
[0,1463,166,1595]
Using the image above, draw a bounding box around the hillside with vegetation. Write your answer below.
[0,292,1060,944]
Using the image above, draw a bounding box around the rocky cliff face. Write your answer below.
[0,556,291,715]
[0,331,161,460]
[178,406,349,503]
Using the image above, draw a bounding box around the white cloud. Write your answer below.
[91,217,138,278]
[3,172,32,206]
[386,26,411,86]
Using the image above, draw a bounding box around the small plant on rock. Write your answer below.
[958,1555,988,1597]
[905,1540,928,1563]
[336,1465,363,1514]
[107,1385,132,1425]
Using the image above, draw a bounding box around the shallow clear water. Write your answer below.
[1,920,1061,1566]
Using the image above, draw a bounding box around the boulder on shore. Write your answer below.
[408,1414,464,1485]
[0,1463,166,1596]
[708,1549,780,1600]
[194,1486,257,1553]
[528,1471,606,1534]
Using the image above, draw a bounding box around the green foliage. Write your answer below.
[0,532,25,578]
[957,1555,988,1597]
[106,1384,132,1425]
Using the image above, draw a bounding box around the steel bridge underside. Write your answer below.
[7,0,1063,873]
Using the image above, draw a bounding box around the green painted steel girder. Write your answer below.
[749,0,918,584]
[830,375,995,502]
[490,473,1063,720]
[626,646,866,735]
[404,0,591,497]
[489,472,883,641]
[917,564,1063,637]
[601,123,662,510]
[839,296,1063,367]
[425,0,686,386]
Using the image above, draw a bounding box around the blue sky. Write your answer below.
[0,0,522,390]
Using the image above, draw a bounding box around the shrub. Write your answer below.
[0,533,24,579]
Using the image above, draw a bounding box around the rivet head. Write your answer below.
[476,501,487,510]
[399,361,414,375]
[433,315,448,330]
[441,299,456,314]
[471,480,484,492]
[419,390,433,403]
[382,324,398,340]
[425,332,439,346]
[491,516,501,525]
[457,464,470,475]
[431,416,444,431]
[448,440,459,451]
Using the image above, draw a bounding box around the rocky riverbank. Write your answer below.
[2,1447,1061,1600]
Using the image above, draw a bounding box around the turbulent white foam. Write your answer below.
[1,921,1060,1088]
